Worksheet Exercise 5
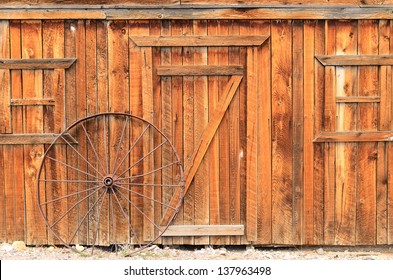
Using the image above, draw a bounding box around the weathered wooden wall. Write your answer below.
[1,18,393,246]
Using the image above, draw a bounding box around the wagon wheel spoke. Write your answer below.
[67,189,107,244]
[37,113,184,254]
[111,117,129,174]
[50,186,104,229]
[46,155,101,180]
[81,123,107,175]
[90,188,108,255]
[40,184,102,206]
[41,179,101,184]
[109,193,118,253]
[59,134,105,178]
[111,189,142,247]
[116,189,163,234]
[116,182,183,187]
[116,139,168,178]
[116,160,181,181]
[112,124,150,176]
[116,185,178,211]
[103,114,110,173]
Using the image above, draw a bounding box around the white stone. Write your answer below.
[12,241,27,251]
[75,244,85,253]
[316,248,324,255]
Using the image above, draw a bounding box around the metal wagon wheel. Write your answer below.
[37,112,184,253]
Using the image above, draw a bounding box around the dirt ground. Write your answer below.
[1,243,393,260]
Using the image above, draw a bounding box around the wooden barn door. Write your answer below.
[313,20,393,245]
[130,22,269,244]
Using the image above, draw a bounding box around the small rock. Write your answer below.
[316,248,324,255]
[75,244,85,253]
[1,243,14,252]
[12,241,27,251]
[218,248,227,256]
[48,246,55,252]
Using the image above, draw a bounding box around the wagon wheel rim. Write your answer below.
[37,112,184,254]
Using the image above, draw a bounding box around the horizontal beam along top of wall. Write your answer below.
[0,58,76,69]
[130,35,268,46]
[316,55,393,66]
[3,7,393,20]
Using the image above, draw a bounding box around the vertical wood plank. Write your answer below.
[0,20,15,243]
[229,20,240,245]
[304,21,316,245]
[96,20,109,245]
[150,19,163,245]
[108,20,130,244]
[182,20,194,245]
[160,19,173,246]
[377,20,389,245]
[10,20,25,242]
[313,20,325,245]
[97,20,108,114]
[64,20,78,245]
[42,20,67,245]
[4,141,15,242]
[356,20,378,245]
[129,19,149,245]
[75,19,87,245]
[323,20,336,245]
[170,20,183,245]
[292,20,304,245]
[254,20,272,245]
[218,20,230,245]
[271,20,293,245]
[21,20,46,245]
[0,148,5,241]
[142,45,154,243]
[0,20,11,133]
[207,19,220,245]
[193,19,209,245]
[85,19,100,245]
[335,20,357,245]
[43,20,65,134]
[246,32,258,242]
[388,20,393,245]
[238,20,250,245]
[86,20,98,116]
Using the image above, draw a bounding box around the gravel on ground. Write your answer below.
[2,242,393,260]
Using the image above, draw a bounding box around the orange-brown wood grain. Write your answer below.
[271,20,293,245]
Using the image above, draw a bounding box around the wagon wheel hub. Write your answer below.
[103,176,114,187]
[103,175,119,192]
